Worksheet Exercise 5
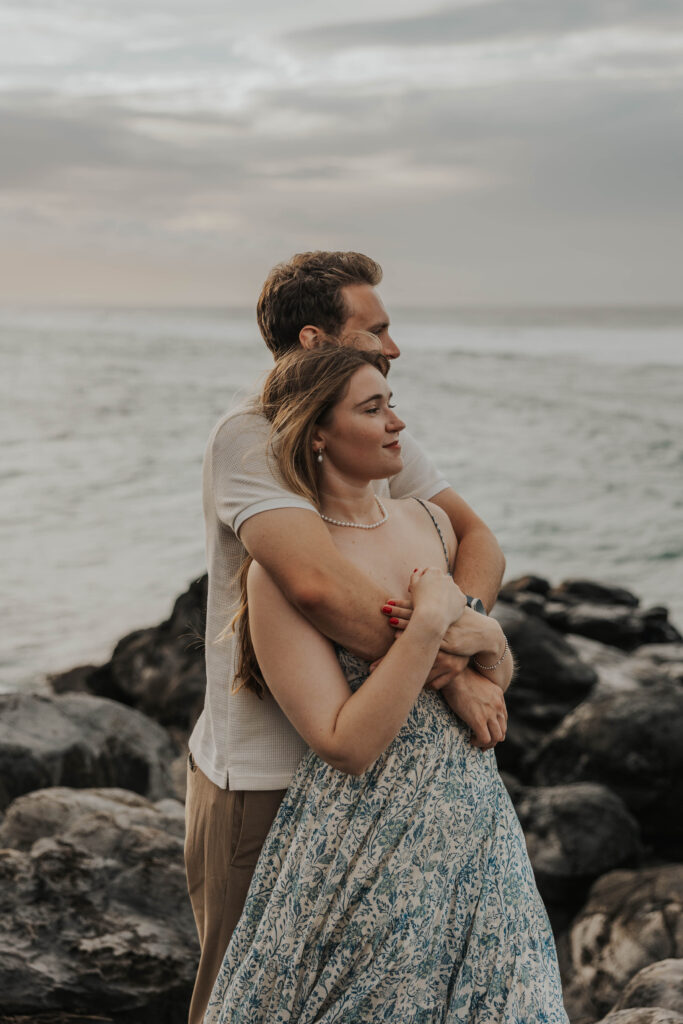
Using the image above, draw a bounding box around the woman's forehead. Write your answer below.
[344,363,390,400]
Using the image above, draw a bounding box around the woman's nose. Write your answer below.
[388,414,406,433]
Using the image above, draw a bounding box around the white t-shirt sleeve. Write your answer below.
[388,429,450,501]
[209,408,317,535]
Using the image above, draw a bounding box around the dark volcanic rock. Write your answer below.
[498,574,552,599]
[491,603,597,777]
[543,602,682,652]
[569,865,683,1017]
[532,684,683,855]
[0,788,198,1023]
[549,579,640,607]
[514,782,641,906]
[597,1010,683,1023]
[50,575,207,733]
[611,958,683,1013]
[0,693,177,811]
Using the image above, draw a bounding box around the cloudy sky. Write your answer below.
[1,0,682,306]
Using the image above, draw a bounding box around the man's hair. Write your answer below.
[257,251,383,358]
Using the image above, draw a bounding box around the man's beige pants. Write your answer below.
[184,753,285,1024]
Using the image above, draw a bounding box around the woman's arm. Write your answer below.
[248,563,464,776]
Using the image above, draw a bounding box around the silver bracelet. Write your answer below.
[473,636,509,672]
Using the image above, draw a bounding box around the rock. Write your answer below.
[550,579,640,607]
[50,576,207,734]
[498,575,552,599]
[629,645,683,687]
[513,782,641,906]
[0,692,177,811]
[597,1010,683,1023]
[611,958,683,1012]
[491,603,597,777]
[569,865,683,1016]
[532,685,683,855]
[0,787,199,1023]
[565,634,645,697]
[0,1015,115,1023]
[543,602,681,652]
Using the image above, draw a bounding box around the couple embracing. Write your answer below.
[185,252,568,1022]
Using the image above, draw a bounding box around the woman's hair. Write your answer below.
[229,343,390,697]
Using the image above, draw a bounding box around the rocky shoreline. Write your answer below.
[1,574,682,1023]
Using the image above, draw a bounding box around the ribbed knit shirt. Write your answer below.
[189,398,449,790]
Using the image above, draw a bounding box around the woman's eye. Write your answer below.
[388,403,396,409]
[365,407,380,414]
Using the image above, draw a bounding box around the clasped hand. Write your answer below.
[381,573,508,750]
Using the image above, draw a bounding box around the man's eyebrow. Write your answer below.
[353,391,393,408]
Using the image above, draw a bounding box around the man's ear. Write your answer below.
[299,325,325,349]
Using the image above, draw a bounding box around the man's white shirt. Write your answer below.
[189,398,449,790]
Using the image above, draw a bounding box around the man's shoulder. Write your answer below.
[206,394,268,450]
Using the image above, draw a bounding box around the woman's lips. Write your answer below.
[383,441,401,450]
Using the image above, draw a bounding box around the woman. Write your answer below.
[205,345,568,1023]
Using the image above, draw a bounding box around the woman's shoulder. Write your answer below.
[387,496,456,562]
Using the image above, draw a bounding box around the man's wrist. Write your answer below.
[465,594,487,615]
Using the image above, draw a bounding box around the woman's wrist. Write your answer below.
[409,606,449,643]
[472,632,509,672]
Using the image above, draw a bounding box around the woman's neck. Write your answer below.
[318,476,384,526]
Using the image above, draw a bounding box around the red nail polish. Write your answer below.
[381,605,392,614]
[387,600,396,606]
[390,617,399,626]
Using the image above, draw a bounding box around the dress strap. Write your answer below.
[413,497,450,571]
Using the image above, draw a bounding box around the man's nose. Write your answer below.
[382,334,400,359]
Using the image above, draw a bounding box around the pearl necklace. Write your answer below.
[319,496,389,529]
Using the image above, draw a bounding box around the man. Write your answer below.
[184,251,507,1024]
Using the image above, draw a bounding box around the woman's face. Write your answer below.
[314,364,406,482]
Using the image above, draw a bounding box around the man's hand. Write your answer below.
[438,665,508,750]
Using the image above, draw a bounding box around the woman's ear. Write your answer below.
[312,425,326,448]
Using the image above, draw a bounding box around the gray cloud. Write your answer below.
[0,0,681,304]
[285,0,683,50]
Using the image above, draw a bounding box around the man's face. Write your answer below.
[340,284,400,359]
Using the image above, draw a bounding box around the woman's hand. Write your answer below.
[408,567,467,637]
[440,609,504,659]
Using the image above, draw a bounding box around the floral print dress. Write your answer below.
[204,647,569,1023]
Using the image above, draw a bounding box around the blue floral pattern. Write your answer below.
[205,649,569,1023]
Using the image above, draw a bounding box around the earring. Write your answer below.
[315,448,324,463]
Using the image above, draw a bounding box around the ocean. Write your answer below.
[2,305,682,692]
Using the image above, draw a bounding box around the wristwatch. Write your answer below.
[465,595,487,616]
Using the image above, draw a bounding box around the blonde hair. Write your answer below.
[229,343,390,697]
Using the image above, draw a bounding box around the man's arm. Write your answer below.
[240,507,394,663]
[429,487,505,612]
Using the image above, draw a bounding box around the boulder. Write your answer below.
[513,782,641,906]
[50,576,207,734]
[611,958,683,1013]
[569,865,683,1016]
[532,685,683,855]
[549,579,640,607]
[0,788,199,1023]
[491,603,597,777]
[498,574,552,599]
[629,645,683,687]
[0,692,177,811]
[565,634,645,697]
[597,1011,683,1024]
[542,602,681,652]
